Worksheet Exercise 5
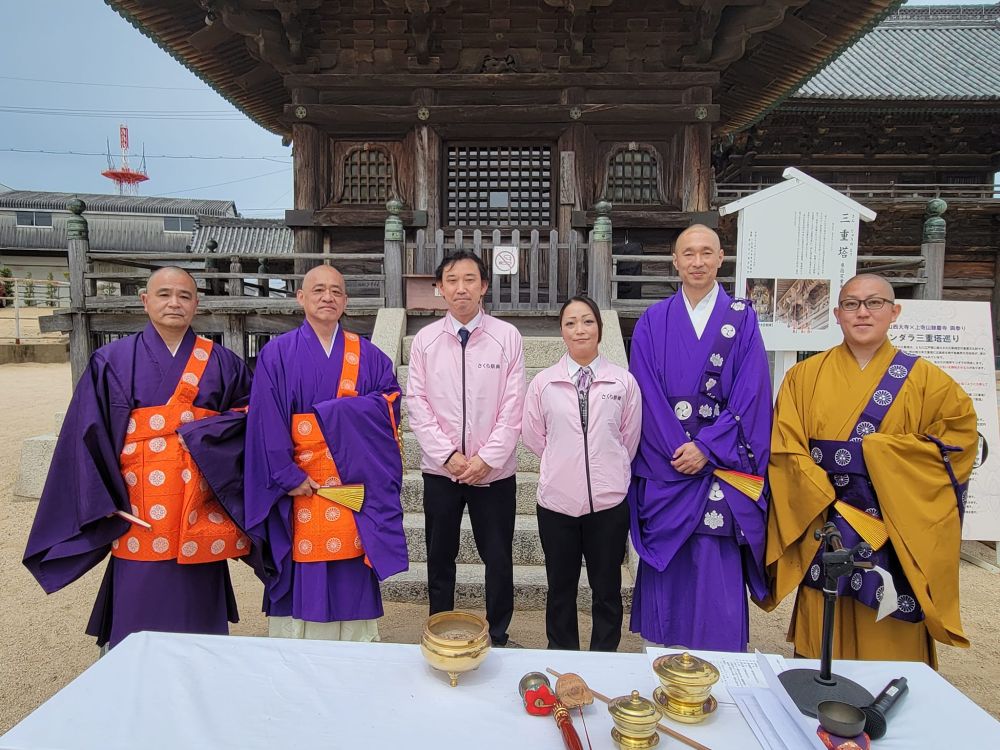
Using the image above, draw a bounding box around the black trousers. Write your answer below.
[423,473,516,645]
[536,501,630,651]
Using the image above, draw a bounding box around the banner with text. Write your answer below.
[890,299,1000,541]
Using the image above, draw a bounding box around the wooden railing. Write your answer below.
[611,254,929,312]
[715,183,1000,204]
[408,228,588,311]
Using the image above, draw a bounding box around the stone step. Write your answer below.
[403,512,546,566]
[381,562,634,612]
[402,471,538,514]
[397,365,545,392]
[402,335,565,368]
[402,431,540,473]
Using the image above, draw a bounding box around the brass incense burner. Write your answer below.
[651,652,720,724]
[420,611,490,687]
[608,690,662,749]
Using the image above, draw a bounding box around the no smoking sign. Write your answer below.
[492,246,519,276]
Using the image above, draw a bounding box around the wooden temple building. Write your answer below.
[46,0,999,368]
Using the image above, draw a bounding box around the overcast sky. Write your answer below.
[0,0,979,217]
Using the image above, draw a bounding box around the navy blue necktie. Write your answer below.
[458,327,470,348]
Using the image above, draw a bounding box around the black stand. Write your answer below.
[779,522,876,717]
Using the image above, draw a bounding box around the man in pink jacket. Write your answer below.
[406,251,526,646]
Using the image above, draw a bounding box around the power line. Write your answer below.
[157,168,292,197]
[0,75,210,92]
[2,148,290,162]
[0,106,243,121]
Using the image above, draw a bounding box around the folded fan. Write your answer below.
[713,468,765,502]
[316,484,365,512]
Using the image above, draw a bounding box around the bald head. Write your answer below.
[297,263,348,331]
[147,265,197,294]
[301,263,346,291]
[674,224,721,253]
[141,265,199,334]
[839,273,894,302]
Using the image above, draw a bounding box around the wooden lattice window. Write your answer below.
[603,144,663,205]
[341,144,396,204]
[446,144,552,227]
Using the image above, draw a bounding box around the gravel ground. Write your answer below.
[1,362,996,733]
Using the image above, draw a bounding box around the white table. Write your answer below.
[3,632,998,749]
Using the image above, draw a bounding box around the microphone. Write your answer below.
[862,677,908,740]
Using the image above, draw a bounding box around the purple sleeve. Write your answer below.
[23,352,131,593]
[692,307,773,475]
[244,345,299,601]
[313,351,408,581]
[628,310,689,479]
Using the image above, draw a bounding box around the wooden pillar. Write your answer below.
[920,198,947,300]
[384,199,404,308]
[680,88,713,212]
[589,200,613,308]
[66,198,91,385]
[413,125,441,258]
[292,120,328,279]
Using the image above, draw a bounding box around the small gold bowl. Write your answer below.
[651,652,720,724]
[420,611,491,687]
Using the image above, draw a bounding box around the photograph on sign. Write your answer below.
[492,245,519,276]
[889,299,1000,542]
[746,278,775,322]
[774,278,830,332]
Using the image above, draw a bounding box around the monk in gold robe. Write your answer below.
[765,274,977,667]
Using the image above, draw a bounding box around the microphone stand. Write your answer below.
[779,522,877,717]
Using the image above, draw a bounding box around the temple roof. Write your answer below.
[105,0,904,135]
[796,4,1000,100]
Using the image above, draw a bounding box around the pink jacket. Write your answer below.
[406,312,525,483]
[521,354,642,517]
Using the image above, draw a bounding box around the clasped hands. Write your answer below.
[445,452,493,485]
[671,441,708,475]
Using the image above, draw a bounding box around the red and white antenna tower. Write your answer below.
[101,124,149,195]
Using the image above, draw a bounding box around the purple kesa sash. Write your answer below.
[806,351,926,622]
[666,300,751,539]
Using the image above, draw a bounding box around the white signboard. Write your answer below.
[889,299,1000,541]
[492,245,518,276]
[734,188,859,351]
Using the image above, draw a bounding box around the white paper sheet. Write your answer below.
[731,687,815,750]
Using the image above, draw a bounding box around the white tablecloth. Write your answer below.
[3,632,998,749]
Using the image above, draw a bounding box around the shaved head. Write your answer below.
[839,273,894,302]
[301,263,346,290]
[297,263,348,330]
[147,265,197,293]
[674,224,721,253]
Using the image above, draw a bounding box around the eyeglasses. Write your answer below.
[838,297,895,312]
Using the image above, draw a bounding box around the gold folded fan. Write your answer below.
[713,468,765,502]
[316,484,365,512]
[834,500,889,551]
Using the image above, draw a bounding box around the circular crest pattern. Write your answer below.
[211,539,226,555]
[181,541,198,558]
[149,437,167,453]
[148,470,166,487]
[149,504,167,521]
[298,539,313,555]
[811,447,823,464]
[834,449,852,466]
[850,573,863,591]
[180,410,195,423]
[721,324,736,339]
[152,537,169,554]
[326,537,342,554]
[149,414,166,431]
[297,509,312,524]
[873,389,893,407]
[325,506,341,522]
[888,364,908,379]
[127,537,140,554]
[208,512,224,524]
[833,474,850,487]
[898,595,917,613]
[810,564,821,582]
[193,348,210,361]
[856,422,876,436]
[297,420,313,436]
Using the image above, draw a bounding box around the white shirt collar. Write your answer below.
[567,354,601,379]
[319,323,340,357]
[451,309,483,336]
[682,282,719,340]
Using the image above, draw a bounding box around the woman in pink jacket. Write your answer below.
[521,296,642,651]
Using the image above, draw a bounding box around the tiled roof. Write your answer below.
[190,215,293,256]
[0,191,237,217]
[796,4,1000,100]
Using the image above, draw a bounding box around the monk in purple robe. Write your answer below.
[23,267,252,649]
[244,265,408,641]
[628,226,772,651]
